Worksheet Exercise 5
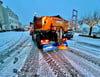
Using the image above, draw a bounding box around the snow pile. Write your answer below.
[92,23,100,33]
[80,24,90,34]
[96,23,100,27]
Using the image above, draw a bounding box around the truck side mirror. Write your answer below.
[30,22,33,25]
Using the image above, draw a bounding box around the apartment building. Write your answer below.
[0,0,19,31]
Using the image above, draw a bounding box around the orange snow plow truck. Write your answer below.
[30,15,69,52]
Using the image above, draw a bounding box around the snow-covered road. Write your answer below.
[0,32,100,77]
[0,31,31,77]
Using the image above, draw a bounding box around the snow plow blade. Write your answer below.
[57,42,68,50]
[57,45,67,50]
[43,42,68,52]
[43,43,59,52]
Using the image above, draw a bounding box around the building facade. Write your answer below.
[0,1,8,31]
[7,7,19,30]
[0,0,19,31]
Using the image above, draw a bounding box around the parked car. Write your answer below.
[14,28,25,31]
[62,31,73,39]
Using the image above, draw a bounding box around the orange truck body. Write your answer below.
[34,16,69,31]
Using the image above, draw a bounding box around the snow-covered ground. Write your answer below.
[0,31,56,77]
[0,31,29,52]
[59,33,100,77]
[73,33,100,46]
[0,31,100,77]
[67,33,100,58]
[0,45,30,77]
[0,31,31,77]
[61,50,100,77]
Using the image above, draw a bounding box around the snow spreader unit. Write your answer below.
[31,15,69,52]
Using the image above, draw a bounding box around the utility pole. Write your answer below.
[71,9,78,30]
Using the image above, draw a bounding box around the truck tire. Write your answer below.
[37,40,42,49]
[36,35,42,49]
[32,33,34,40]
[37,43,42,49]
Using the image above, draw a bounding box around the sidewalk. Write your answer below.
[73,33,100,46]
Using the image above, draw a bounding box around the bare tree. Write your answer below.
[78,10,100,36]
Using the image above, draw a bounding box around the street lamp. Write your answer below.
[34,12,37,16]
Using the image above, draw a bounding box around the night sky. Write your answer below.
[2,0,100,25]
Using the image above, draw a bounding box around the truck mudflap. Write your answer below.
[43,42,68,52]
[62,41,68,47]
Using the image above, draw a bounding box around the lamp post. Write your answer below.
[0,16,3,31]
